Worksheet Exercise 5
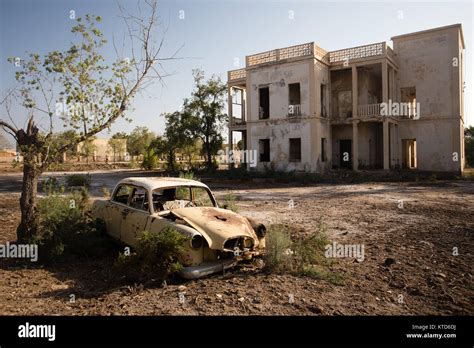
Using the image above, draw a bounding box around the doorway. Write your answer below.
[402,139,417,169]
[339,139,352,169]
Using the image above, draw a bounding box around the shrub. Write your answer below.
[65,174,91,188]
[264,225,293,273]
[34,189,110,260]
[41,176,63,194]
[116,227,189,281]
[264,223,343,285]
[142,149,158,170]
[101,186,111,198]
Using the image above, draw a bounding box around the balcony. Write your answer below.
[329,42,398,66]
[228,41,397,84]
[228,68,246,84]
[288,104,302,118]
[229,116,246,127]
[227,68,247,83]
[246,42,328,68]
[357,103,419,119]
[358,103,382,117]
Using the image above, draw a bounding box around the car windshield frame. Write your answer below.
[150,185,217,214]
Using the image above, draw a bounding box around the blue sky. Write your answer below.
[0,0,472,143]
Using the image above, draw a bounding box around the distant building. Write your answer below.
[76,137,128,163]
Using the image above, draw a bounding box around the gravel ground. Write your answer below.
[0,173,473,315]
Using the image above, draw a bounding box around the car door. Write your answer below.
[107,184,133,241]
[120,186,151,247]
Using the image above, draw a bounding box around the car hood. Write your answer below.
[170,207,258,249]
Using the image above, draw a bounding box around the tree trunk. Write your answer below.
[205,137,212,170]
[168,149,174,171]
[17,163,39,242]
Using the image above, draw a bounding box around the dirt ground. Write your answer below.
[0,174,473,315]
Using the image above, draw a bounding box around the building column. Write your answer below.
[227,86,233,124]
[382,61,388,104]
[389,66,395,101]
[242,89,246,122]
[383,119,390,170]
[352,120,359,171]
[352,65,358,118]
[227,85,233,169]
[228,129,233,169]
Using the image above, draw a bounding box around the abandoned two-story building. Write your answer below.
[227,24,465,173]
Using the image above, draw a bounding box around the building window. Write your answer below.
[259,87,270,119]
[400,87,417,118]
[231,88,243,121]
[320,84,327,117]
[259,139,270,162]
[289,138,301,162]
[321,138,327,162]
[288,83,301,116]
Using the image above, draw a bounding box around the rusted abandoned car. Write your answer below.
[92,177,265,279]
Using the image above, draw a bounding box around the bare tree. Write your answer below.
[0,0,177,242]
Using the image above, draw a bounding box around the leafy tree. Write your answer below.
[150,110,194,170]
[181,139,202,169]
[127,126,155,157]
[185,69,227,170]
[465,126,474,167]
[108,133,127,163]
[53,130,79,161]
[141,146,159,170]
[79,136,97,163]
[0,1,175,242]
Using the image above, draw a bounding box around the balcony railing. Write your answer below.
[229,42,397,83]
[228,68,246,82]
[246,42,327,67]
[230,116,246,126]
[288,104,302,117]
[329,42,398,65]
[357,103,419,118]
[358,103,382,117]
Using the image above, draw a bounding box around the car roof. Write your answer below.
[117,177,209,191]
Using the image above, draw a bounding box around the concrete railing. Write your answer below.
[358,103,382,117]
[288,104,302,117]
[228,68,246,82]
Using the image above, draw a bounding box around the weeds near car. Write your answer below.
[101,186,111,198]
[41,176,63,194]
[34,188,111,260]
[116,227,189,282]
[264,223,343,285]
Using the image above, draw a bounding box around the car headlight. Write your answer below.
[190,235,204,249]
[243,238,254,248]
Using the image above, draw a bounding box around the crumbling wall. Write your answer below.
[247,60,320,172]
[248,61,311,121]
[394,26,463,172]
